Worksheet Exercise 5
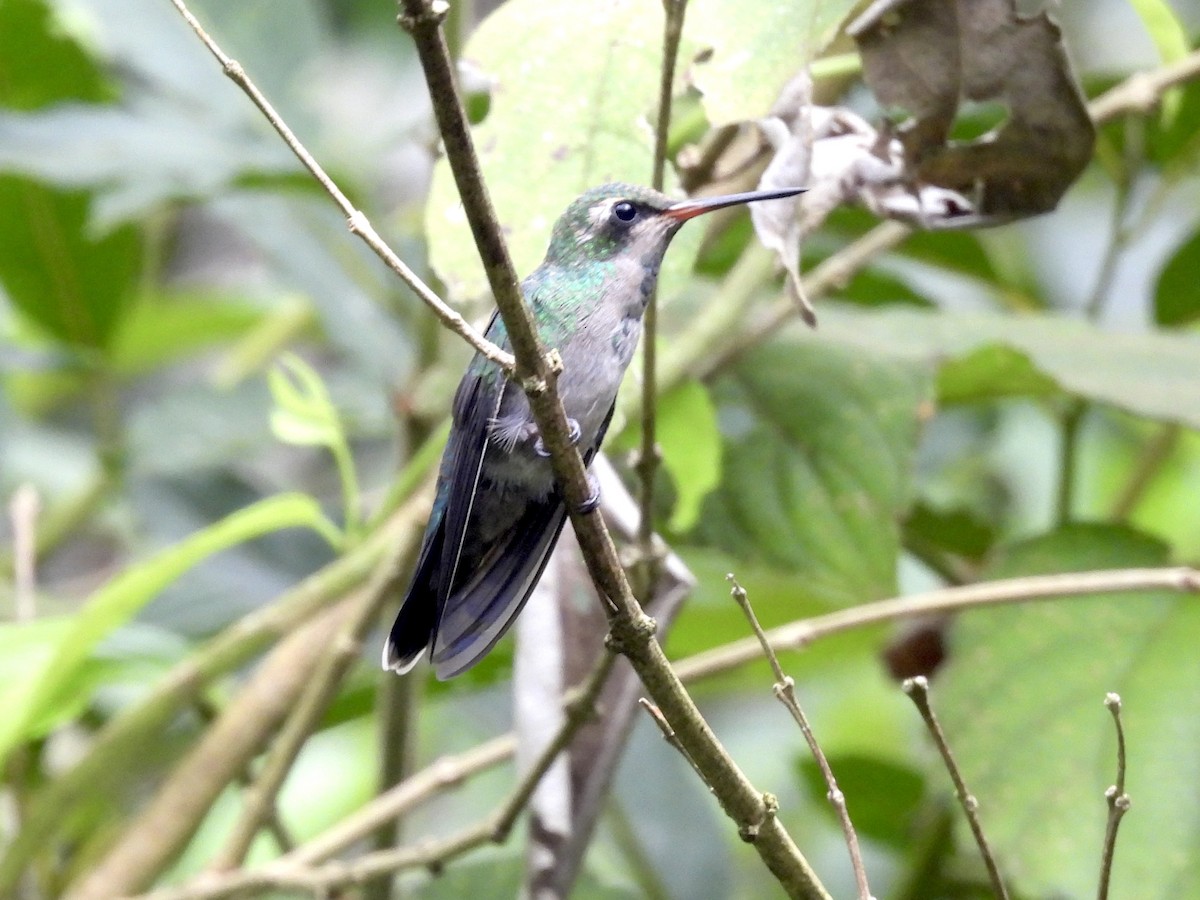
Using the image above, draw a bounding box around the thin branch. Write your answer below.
[165,0,512,373]
[729,576,871,900]
[193,699,295,854]
[902,677,1009,900]
[364,668,419,900]
[1097,692,1131,900]
[1088,48,1200,124]
[635,0,689,597]
[694,221,912,384]
[131,564,1197,898]
[677,567,1200,682]
[64,600,362,900]
[637,698,711,791]
[284,734,513,867]
[680,124,739,192]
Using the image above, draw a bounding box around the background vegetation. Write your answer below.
[3,0,1200,897]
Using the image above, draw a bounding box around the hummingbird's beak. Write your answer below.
[662,186,806,222]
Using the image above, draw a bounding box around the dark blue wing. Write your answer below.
[384,300,620,679]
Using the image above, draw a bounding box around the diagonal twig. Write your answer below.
[1097,692,1131,900]
[903,676,1009,900]
[634,0,690,599]
[729,575,872,900]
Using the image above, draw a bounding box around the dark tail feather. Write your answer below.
[430,499,567,679]
[382,515,446,673]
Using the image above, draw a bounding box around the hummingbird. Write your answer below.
[383,182,805,679]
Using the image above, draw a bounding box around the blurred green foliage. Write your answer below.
[2,0,1200,898]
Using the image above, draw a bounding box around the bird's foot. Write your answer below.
[533,418,582,458]
[576,473,601,514]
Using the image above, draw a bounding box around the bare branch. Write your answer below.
[729,576,872,900]
[679,567,1200,682]
[165,0,513,372]
[1097,692,1131,900]
[903,677,1009,900]
[635,0,690,598]
[0,506,415,893]
[638,698,712,791]
[1089,48,1200,124]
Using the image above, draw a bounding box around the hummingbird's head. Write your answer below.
[543,182,806,269]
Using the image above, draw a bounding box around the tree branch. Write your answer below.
[1097,692,1131,900]
[0,501,422,895]
[677,567,1200,682]
[634,0,689,596]
[903,676,1009,900]
[729,576,871,900]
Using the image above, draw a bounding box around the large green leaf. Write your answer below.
[815,305,1200,427]
[935,524,1199,899]
[0,493,340,768]
[0,1,143,349]
[0,179,142,350]
[696,335,931,606]
[0,0,112,110]
[425,0,699,301]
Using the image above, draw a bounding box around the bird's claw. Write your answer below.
[576,473,601,514]
[533,418,582,458]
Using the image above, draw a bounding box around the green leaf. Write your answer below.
[267,354,342,448]
[0,4,142,349]
[936,523,1198,900]
[817,305,1200,427]
[657,380,722,532]
[266,353,364,538]
[0,0,113,109]
[687,0,857,127]
[0,179,142,351]
[836,267,933,309]
[0,493,340,768]
[1154,227,1200,327]
[903,501,997,562]
[696,335,931,606]
[936,343,1060,403]
[425,0,696,301]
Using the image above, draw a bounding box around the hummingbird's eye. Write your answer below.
[612,201,638,223]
